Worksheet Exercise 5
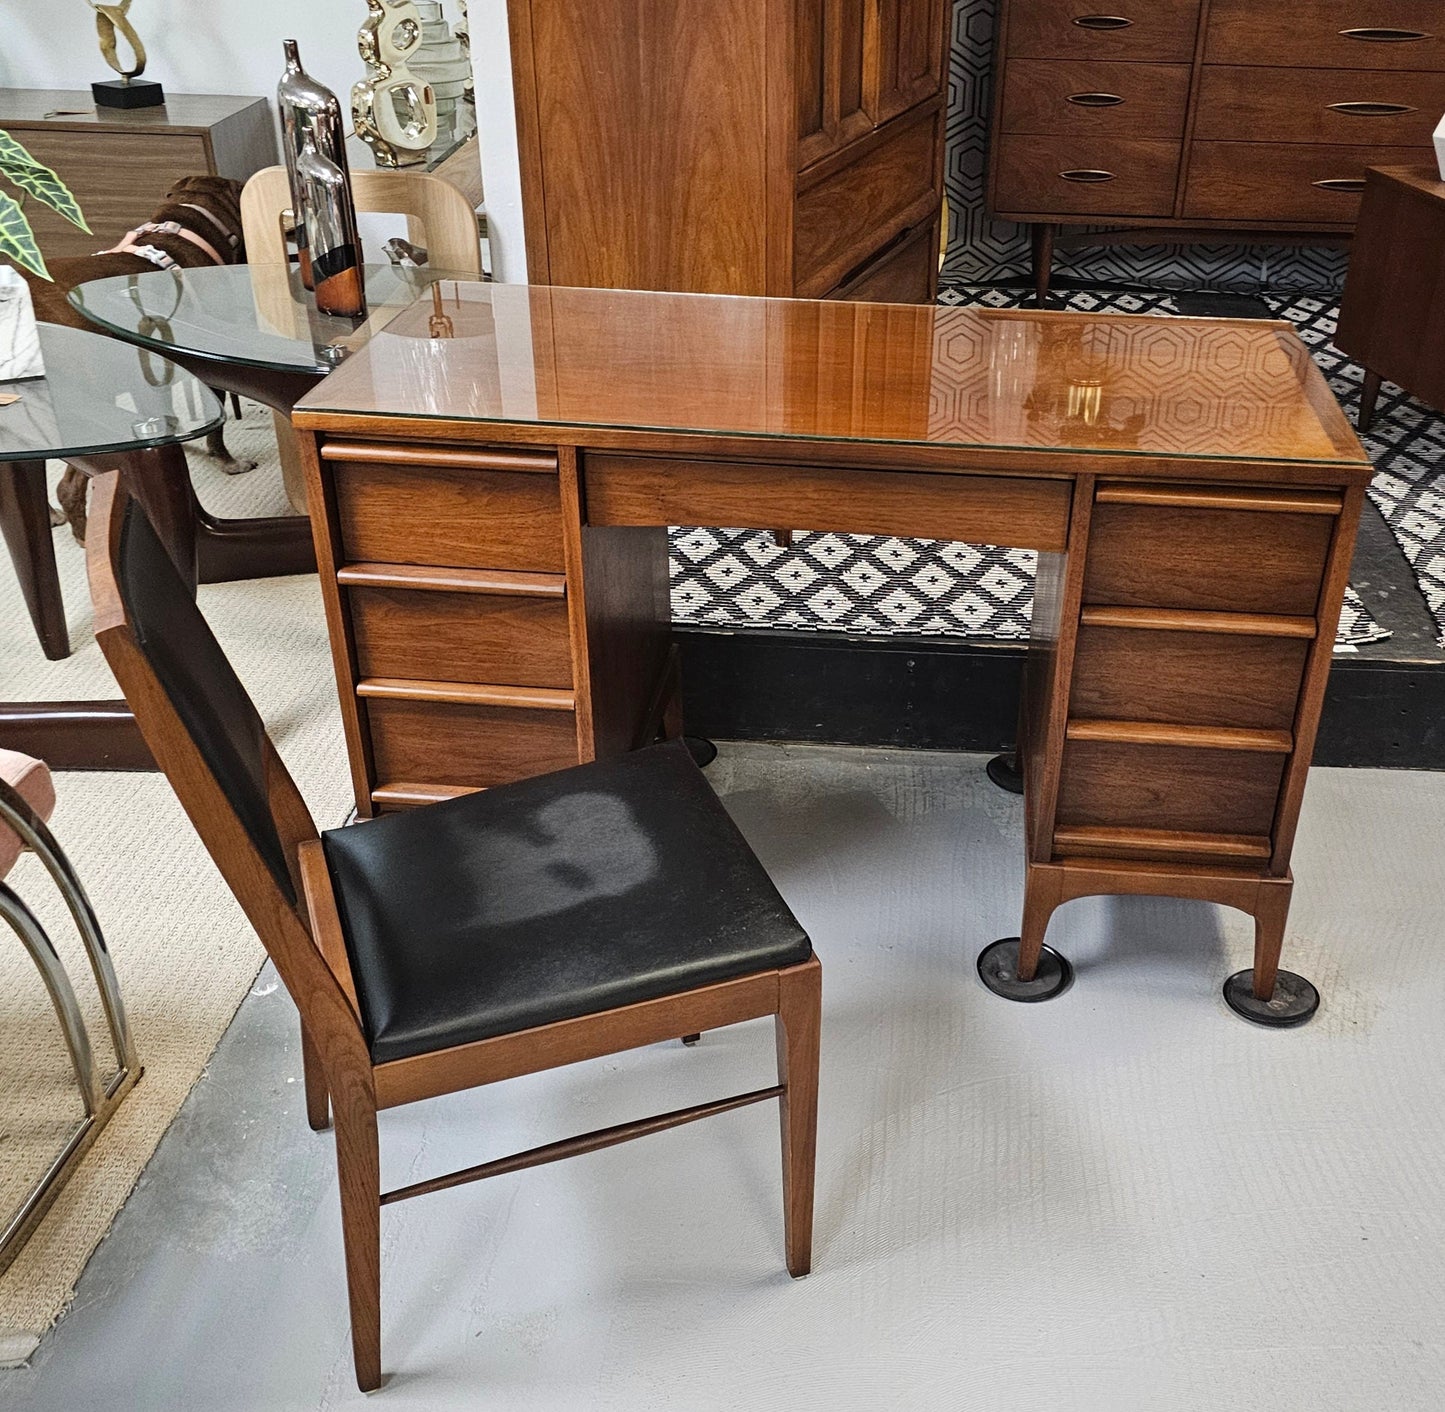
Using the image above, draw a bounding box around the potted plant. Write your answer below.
[1,129,89,381]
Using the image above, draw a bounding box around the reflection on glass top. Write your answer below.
[295,282,1367,465]
[70,264,476,377]
[0,323,222,461]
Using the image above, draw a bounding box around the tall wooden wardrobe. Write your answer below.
[505,0,952,300]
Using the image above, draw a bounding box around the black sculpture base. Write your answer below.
[1222,969,1320,1028]
[92,79,166,110]
[976,938,1073,1002]
[986,752,1024,795]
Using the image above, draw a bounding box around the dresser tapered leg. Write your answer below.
[1031,224,1055,307]
[1357,369,1382,432]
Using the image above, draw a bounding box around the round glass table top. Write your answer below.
[0,322,223,463]
[69,263,476,378]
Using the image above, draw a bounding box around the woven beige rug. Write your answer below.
[0,406,348,1364]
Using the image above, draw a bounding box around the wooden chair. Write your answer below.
[85,472,821,1392]
[239,165,483,277]
[240,164,484,514]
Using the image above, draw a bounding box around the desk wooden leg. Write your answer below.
[976,862,1073,1002]
[1223,875,1318,1027]
[1357,369,1382,432]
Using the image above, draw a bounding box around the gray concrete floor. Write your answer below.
[3,743,1445,1411]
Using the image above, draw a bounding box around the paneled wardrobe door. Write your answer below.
[797,0,873,167]
[866,0,949,126]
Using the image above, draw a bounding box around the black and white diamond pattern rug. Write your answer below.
[668,286,1400,647]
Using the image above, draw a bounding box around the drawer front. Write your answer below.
[1000,59,1192,140]
[1007,0,1202,61]
[1084,503,1333,615]
[348,586,573,689]
[1195,67,1445,147]
[14,130,211,258]
[827,218,937,303]
[992,135,1180,217]
[794,110,940,297]
[1184,141,1428,224]
[367,698,579,789]
[332,458,565,572]
[1205,0,1445,69]
[1070,626,1311,731]
[1056,740,1287,837]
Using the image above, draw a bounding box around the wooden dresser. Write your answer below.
[0,89,276,254]
[505,0,950,301]
[986,2,1445,299]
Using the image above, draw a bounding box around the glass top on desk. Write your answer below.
[69,264,477,378]
[0,323,222,462]
[294,281,1369,467]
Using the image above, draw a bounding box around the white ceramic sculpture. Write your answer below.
[1435,110,1445,182]
[353,0,439,168]
[0,266,45,382]
[411,2,472,138]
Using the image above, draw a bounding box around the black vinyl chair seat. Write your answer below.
[321,741,812,1064]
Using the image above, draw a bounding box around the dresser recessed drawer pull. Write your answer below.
[1073,14,1133,30]
[1326,101,1416,117]
[1066,91,1125,106]
[1312,178,1366,193]
[1338,27,1430,42]
[1060,169,1116,183]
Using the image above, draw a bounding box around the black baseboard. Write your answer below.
[677,627,1445,769]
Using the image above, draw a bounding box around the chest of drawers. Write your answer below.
[986,1,1445,299]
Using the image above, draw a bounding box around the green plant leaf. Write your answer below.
[0,129,90,233]
[0,190,50,279]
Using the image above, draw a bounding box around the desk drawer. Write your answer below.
[1083,496,1335,615]
[584,454,1072,553]
[1195,67,1445,147]
[1056,739,1287,837]
[347,585,573,689]
[1205,0,1445,70]
[1070,623,1311,731]
[1000,60,1192,140]
[992,135,1180,218]
[1007,0,1202,61]
[1184,141,1429,224]
[366,697,579,790]
[325,443,564,572]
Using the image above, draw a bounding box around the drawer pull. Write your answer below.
[1066,91,1125,107]
[1312,178,1366,193]
[1338,27,1430,42]
[1326,100,1416,117]
[1073,14,1133,30]
[1060,169,1116,183]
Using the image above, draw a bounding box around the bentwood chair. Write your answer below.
[0,749,139,1273]
[86,472,821,1392]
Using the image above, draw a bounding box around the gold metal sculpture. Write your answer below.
[88,0,165,107]
[352,0,438,168]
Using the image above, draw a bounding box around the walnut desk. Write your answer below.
[292,283,1371,1025]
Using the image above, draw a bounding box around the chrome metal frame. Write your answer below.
[0,777,141,1275]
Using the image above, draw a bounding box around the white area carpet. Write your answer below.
[0,410,347,1362]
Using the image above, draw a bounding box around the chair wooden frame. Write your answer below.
[85,472,820,1392]
[239,165,484,276]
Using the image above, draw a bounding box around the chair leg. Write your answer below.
[0,881,103,1114]
[333,1093,383,1392]
[774,957,821,1278]
[301,1020,331,1131]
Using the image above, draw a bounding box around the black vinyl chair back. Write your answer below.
[114,495,299,904]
